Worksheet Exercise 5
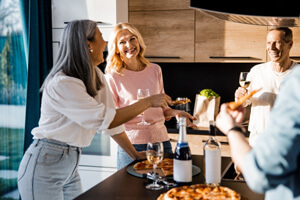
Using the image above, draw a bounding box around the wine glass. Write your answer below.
[145,142,164,190]
[239,72,251,88]
[137,89,150,125]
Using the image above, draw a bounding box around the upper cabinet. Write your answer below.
[128,0,194,63]
[129,0,191,11]
[52,0,128,41]
[195,11,268,63]
[52,0,128,62]
[129,0,269,63]
[289,27,300,62]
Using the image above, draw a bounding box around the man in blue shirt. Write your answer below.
[216,65,300,200]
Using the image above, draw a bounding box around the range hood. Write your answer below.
[190,1,300,27]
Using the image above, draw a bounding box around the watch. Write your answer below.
[227,126,245,135]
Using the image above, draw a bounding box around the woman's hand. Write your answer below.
[146,93,172,108]
[174,110,197,129]
[134,151,146,160]
[164,109,197,129]
[216,103,245,135]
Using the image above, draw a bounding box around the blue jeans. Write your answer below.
[117,140,173,170]
[18,139,82,200]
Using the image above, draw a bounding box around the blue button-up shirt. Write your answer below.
[243,65,300,200]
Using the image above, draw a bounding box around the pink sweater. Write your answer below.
[105,63,170,144]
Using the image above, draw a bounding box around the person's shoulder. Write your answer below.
[148,63,162,72]
[290,64,300,76]
[149,63,161,68]
[48,71,83,90]
[105,70,122,79]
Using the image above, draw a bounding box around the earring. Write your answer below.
[89,49,93,53]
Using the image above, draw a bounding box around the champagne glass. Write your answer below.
[239,72,251,88]
[137,89,150,125]
[145,142,164,190]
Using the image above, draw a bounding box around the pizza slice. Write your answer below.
[172,98,191,105]
[133,158,174,176]
[228,88,262,110]
[133,160,153,170]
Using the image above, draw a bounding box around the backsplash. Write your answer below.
[158,62,255,113]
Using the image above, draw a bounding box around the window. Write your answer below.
[0,0,27,199]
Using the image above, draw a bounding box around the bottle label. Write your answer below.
[204,149,221,184]
[176,142,189,148]
[174,159,192,182]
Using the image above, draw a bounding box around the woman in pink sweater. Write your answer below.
[105,23,196,169]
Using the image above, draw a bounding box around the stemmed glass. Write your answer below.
[145,142,164,190]
[137,89,150,125]
[239,72,251,88]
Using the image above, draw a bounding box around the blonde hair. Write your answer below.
[105,23,150,74]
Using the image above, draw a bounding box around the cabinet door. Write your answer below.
[52,0,128,28]
[129,10,194,63]
[129,0,190,11]
[290,27,300,62]
[195,11,267,63]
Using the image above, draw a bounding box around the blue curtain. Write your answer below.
[19,0,53,152]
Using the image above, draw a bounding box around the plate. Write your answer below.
[127,164,201,180]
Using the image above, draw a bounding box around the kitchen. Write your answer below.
[47,0,300,199]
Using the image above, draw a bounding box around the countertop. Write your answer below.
[165,118,250,137]
[75,155,264,200]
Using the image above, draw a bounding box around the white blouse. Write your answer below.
[32,68,125,147]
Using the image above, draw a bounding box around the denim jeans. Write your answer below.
[117,140,173,170]
[18,139,82,200]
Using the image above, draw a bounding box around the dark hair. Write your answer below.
[41,20,102,97]
[269,27,293,43]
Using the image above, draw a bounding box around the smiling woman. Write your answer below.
[105,22,196,170]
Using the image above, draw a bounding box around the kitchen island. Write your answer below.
[75,155,264,200]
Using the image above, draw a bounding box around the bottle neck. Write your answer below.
[209,122,216,137]
[178,124,188,143]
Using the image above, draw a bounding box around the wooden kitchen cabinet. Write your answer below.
[128,0,194,63]
[288,27,300,62]
[195,11,268,63]
[129,0,190,11]
[129,10,194,62]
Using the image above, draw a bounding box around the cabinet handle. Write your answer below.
[64,21,112,25]
[209,56,261,60]
[145,56,180,59]
[290,56,300,60]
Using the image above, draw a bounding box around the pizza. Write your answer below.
[157,184,241,200]
[133,158,173,176]
[172,98,191,105]
[228,88,261,110]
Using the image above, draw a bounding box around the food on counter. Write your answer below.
[157,184,241,200]
[172,98,191,105]
[228,88,262,110]
[200,89,220,98]
[133,158,173,176]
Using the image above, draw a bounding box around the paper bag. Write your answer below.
[193,95,220,128]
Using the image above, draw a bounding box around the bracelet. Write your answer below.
[227,126,245,135]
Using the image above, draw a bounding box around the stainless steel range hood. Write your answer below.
[190,1,300,27]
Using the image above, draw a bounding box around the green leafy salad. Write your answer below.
[199,89,220,98]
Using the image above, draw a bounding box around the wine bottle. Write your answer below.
[203,121,221,185]
[173,117,192,185]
